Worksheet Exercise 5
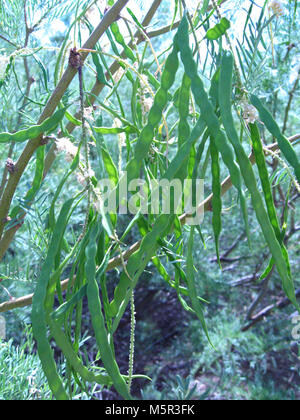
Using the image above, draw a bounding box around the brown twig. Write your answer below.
[0,34,19,48]
[283,43,296,62]
[245,267,275,320]
[242,288,300,332]
[23,0,34,47]
[229,274,258,287]
[282,66,300,134]
[210,232,245,263]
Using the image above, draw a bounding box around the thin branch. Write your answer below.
[23,0,33,48]
[0,69,34,199]
[282,66,300,134]
[0,34,19,48]
[140,0,162,25]
[229,274,258,287]
[210,232,245,263]
[242,288,300,332]
[245,267,274,320]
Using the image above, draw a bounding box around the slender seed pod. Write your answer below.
[49,318,113,386]
[32,199,75,400]
[178,73,192,179]
[187,227,213,347]
[0,108,66,143]
[210,136,222,267]
[86,223,132,400]
[250,94,300,184]
[125,44,179,184]
[249,123,291,279]
[219,52,297,308]
[175,15,250,241]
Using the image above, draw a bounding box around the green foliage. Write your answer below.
[140,306,298,400]
[141,374,210,400]
[0,0,299,400]
[0,329,51,400]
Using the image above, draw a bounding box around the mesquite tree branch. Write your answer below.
[43,0,164,177]
[0,0,164,261]
[0,135,299,314]
[43,0,229,173]
[0,0,130,243]
[42,0,229,180]
[0,0,162,261]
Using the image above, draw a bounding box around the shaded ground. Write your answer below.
[72,274,300,400]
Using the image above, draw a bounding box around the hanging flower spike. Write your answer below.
[83,106,95,122]
[241,101,259,124]
[55,137,78,162]
[269,1,284,17]
[0,56,9,79]
[76,167,95,187]
[91,187,102,213]
[138,75,154,117]
[140,96,154,116]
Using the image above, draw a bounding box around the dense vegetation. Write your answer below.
[0,0,299,400]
